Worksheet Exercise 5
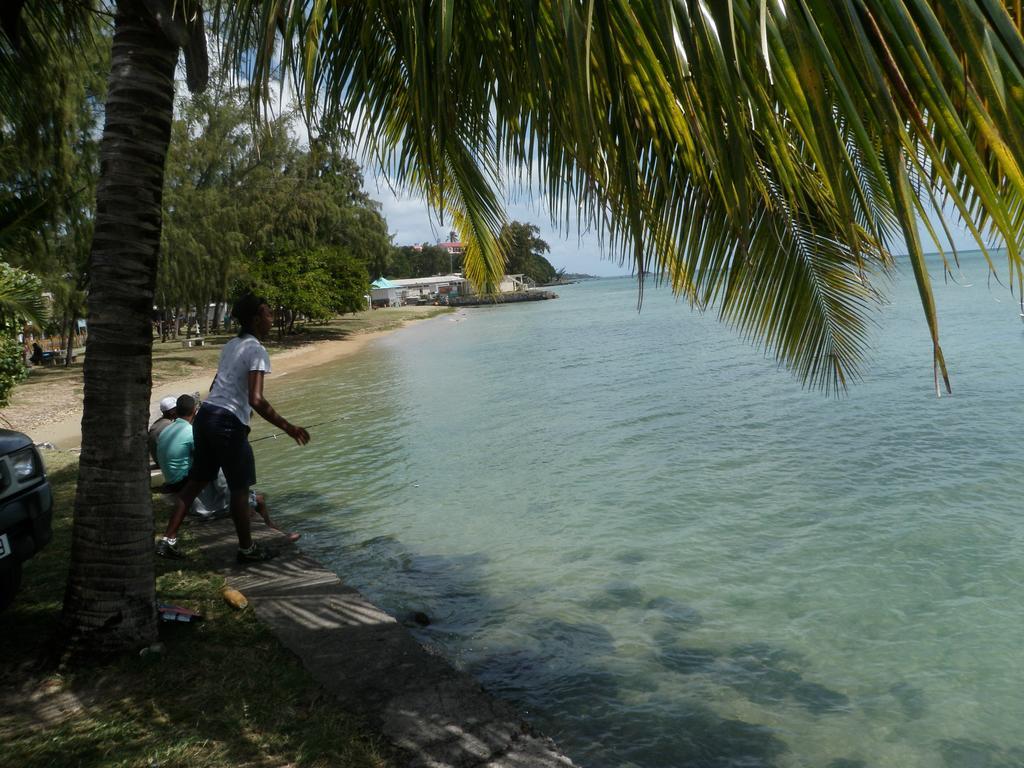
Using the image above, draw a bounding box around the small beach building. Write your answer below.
[498,274,533,293]
[370,277,402,308]
[387,274,471,305]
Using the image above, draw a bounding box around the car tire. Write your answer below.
[0,563,23,613]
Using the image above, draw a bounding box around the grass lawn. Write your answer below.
[0,452,395,768]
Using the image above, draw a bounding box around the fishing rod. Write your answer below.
[249,416,348,444]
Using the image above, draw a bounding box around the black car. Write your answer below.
[0,430,53,611]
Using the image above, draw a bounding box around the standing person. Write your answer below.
[156,294,309,562]
[155,394,197,493]
[148,396,178,466]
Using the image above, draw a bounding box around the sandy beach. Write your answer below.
[3,308,444,450]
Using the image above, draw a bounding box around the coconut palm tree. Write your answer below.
[5,1,1024,653]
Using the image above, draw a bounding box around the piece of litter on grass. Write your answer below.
[157,604,203,623]
[222,587,248,610]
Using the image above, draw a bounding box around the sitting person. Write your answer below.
[148,396,179,467]
[156,392,300,555]
[156,394,197,493]
[191,470,300,543]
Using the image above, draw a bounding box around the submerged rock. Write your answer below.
[401,610,431,627]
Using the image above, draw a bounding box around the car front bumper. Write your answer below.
[0,482,53,571]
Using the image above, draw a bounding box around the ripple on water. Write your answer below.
[254,269,1024,768]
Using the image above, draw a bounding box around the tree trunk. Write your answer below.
[63,314,74,367]
[61,0,178,656]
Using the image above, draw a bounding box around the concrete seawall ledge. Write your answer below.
[448,291,558,306]
[191,520,577,768]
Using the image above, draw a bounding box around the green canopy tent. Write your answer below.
[370,277,400,308]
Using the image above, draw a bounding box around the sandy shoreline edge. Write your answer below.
[33,317,433,450]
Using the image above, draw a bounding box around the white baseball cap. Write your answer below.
[159,396,178,413]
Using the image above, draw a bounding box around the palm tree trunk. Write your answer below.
[61,0,178,655]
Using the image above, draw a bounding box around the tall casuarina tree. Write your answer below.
[5,1,1024,654]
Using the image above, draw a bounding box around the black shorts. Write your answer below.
[163,477,187,494]
[191,404,256,492]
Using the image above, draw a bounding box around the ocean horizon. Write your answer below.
[256,251,1024,768]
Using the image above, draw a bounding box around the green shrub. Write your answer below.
[0,336,28,408]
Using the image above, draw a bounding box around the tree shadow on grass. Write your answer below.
[1,496,393,768]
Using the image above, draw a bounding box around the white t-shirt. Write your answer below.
[204,334,271,425]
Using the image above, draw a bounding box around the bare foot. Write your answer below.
[285,532,301,543]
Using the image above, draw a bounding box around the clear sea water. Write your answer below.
[255,252,1024,768]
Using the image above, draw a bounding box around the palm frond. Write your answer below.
[0,263,47,328]
[217,1,1024,392]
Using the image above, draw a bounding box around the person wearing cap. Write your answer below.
[157,294,309,563]
[158,393,301,541]
[148,395,179,467]
[156,394,197,493]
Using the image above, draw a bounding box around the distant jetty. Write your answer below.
[448,290,558,307]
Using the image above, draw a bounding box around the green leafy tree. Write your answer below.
[160,77,263,335]
[385,244,454,278]
[160,80,388,336]
[246,245,369,333]
[7,2,1024,655]
[0,10,106,364]
[0,337,28,409]
[0,263,46,410]
[500,222,556,285]
[227,129,380,325]
[328,249,373,314]
[384,246,413,278]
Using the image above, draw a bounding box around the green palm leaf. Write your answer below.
[0,262,47,329]
[19,1,1024,393]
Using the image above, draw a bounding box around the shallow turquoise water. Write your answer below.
[256,253,1024,768]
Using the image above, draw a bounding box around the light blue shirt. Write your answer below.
[157,419,193,484]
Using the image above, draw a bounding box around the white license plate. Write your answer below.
[0,533,9,560]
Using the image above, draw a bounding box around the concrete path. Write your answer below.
[191,520,577,768]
